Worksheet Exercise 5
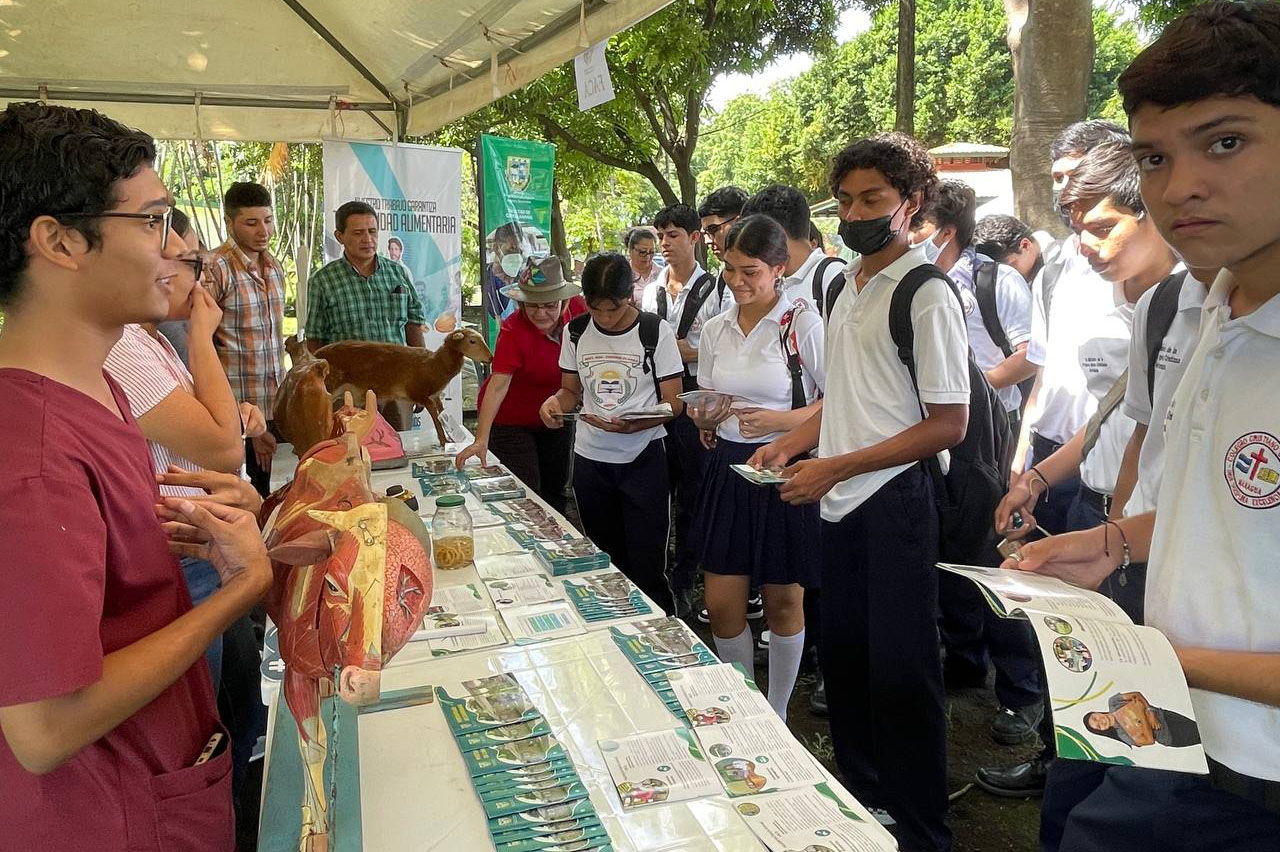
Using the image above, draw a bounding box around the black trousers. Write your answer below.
[665,412,708,593]
[488,423,573,514]
[1029,432,1082,536]
[245,436,272,497]
[938,569,1042,708]
[820,465,951,852]
[572,440,673,613]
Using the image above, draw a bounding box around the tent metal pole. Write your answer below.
[277,0,399,108]
[0,87,395,113]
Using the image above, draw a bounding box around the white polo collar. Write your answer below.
[1205,269,1280,339]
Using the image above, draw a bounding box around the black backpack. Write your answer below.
[888,264,1011,564]
[810,256,847,315]
[778,304,814,410]
[973,260,1035,413]
[1143,270,1188,405]
[655,271,715,392]
[567,311,664,400]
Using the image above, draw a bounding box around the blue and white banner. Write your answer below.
[320,140,465,426]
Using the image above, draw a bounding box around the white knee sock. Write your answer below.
[767,628,806,722]
[712,625,755,679]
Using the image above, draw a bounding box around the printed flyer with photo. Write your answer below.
[485,575,566,610]
[667,663,775,726]
[734,785,897,852]
[693,718,826,797]
[426,611,509,657]
[599,728,721,809]
[503,601,586,645]
[941,563,1208,774]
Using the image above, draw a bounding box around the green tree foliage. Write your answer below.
[696,0,1138,200]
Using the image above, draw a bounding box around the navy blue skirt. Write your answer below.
[693,437,821,588]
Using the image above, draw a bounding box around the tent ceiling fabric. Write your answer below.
[0,0,671,142]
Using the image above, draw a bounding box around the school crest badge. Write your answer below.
[1224,431,1280,509]
[505,156,531,192]
[581,353,640,412]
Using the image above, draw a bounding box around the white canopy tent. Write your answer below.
[0,0,672,142]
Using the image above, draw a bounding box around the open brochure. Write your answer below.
[734,785,897,852]
[693,718,827,797]
[614,402,673,422]
[667,662,775,726]
[599,728,721,809]
[940,563,1208,774]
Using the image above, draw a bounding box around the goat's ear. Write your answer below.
[449,331,465,342]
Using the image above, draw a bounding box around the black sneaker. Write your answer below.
[975,757,1049,797]
[746,593,765,620]
[696,607,711,624]
[990,703,1044,746]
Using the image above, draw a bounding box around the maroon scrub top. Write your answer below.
[0,369,232,851]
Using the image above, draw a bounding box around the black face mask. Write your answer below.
[837,200,907,257]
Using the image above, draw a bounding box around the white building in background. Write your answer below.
[927,141,1014,218]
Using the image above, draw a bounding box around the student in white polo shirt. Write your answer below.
[975,213,1045,288]
[641,204,720,618]
[1013,121,1132,535]
[753,133,968,852]
[691,214,825,721]
[1012,4,1280,846]
[741,184,847,314]
[541,252,684,613]
[698,186,749,314]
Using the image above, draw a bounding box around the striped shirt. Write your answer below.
[207,240,286,412]
[306,254,426,344]
[103,324,204,497]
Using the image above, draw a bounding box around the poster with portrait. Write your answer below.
[321,140,465,425]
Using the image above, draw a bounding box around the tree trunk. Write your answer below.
[895,0,916,135]
[550,179,573,279]
[1004,0,1093,235]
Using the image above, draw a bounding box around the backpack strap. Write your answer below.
[655,287,668,321]
[778,305,809,410]
[888,263,962,410]
[824,270,849,322]
[637,310,664,399]
[1144,270,1187,406]
[1081,369,1131,461]
[810,257,846,315]
[715,271,728,308]
[676,272,716,340]
[567,312,591,347]
[974,260,1013,357]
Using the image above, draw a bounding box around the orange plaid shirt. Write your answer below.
[206,240,287,413]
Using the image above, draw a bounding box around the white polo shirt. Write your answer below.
[1121,273,1209,516]
[1146,271,1280,782]
[558,314,683,464]
[641,262,720,377]
[780,248,846,310]
[950,248,1033,414]
[698,296,825,444]
[1076,300,1137,496]
[818,245,971,521]
[1024,239,1116,446]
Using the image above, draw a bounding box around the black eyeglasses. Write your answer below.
[60,207,174,251]
[630,247,656,258]
[702,216,738,238]
[180,256,206,280]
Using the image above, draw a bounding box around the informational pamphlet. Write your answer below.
[609,617,721,725]
[734,785,898,852]
[730,464,787,486]
[614,402,673,422]
[599,728,721,809]
[693,718,827,797]
[474,526,526,557]
[941,563,1208,774]
[563,571,653,623]
[485,575,566,610]
[426,611,509,657]
[475,552,546,580]
[502,601,586,645]
[667,663,775,726]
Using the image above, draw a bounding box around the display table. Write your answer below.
[258,426,898,852]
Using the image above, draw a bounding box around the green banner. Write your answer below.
[478,134,557,346]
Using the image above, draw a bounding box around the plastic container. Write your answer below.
[431,495,475,570]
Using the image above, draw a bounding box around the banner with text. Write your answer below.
[321,140,465,427]
[478,133,556,346]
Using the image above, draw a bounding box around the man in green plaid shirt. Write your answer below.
[306,200,427,350]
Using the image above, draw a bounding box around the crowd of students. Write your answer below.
[0,3,1277,851]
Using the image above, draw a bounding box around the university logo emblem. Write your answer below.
[505,156,531,192]
[581,353,640,411]
[1224,431,1280,509]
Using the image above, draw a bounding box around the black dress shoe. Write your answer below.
[975,757,1049,797]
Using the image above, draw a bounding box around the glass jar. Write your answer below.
[431,495,475,570]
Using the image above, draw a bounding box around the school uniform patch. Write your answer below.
[1224,432,1280,509]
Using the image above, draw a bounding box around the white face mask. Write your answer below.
[917,234,950,264]
[499,252,524,277]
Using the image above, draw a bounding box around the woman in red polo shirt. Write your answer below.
[456,256,585,512]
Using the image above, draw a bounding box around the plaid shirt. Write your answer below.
[306,255,426,345]
[206,240,286,412]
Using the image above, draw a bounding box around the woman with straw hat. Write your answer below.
[456,256,585,511]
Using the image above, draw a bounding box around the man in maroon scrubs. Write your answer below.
[0,103,271,850]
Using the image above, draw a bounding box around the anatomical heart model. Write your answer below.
[261,391,434,851]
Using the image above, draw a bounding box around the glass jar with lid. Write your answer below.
[431,495,474,570]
